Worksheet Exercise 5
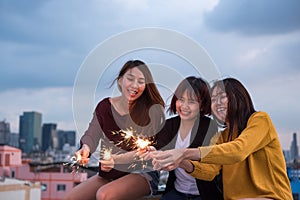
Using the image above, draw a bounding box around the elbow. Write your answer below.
[230,153,247,163]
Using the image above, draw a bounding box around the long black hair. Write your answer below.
[211,78,256,138]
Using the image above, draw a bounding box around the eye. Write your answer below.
[177,98,184,103]
[211,98,216,103]
[127,77,134,81]
[188,100,197,104]
[138,80,145,85]
[220,94,227,101]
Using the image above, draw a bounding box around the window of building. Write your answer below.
[57,184,66,191]
[41,184,47,191]
[11,171,15,178]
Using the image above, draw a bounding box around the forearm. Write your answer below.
[179,148,200,173]
[188,161,221,181]
[179,160,194,173]
[112,151,136,164]
[183,148,201,161]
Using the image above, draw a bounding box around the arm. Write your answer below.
[200,112,274,165]
[80,112,102,153]
[75,112,103,165]
[100,151,137,172]
[152,148,201,170]
[112,151,136,164]
[151,117,221,169]
[178,158,221,182]
[152,149,221,181]
[179,159,194,172]
[188,161,221,181]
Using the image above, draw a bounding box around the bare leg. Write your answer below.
[63,175,109,200]
[96,173,151,200]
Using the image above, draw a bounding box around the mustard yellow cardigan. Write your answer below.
[189,112,293,200]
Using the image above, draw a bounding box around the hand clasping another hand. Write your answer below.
[136,146,157,161]
[151,148,186,171]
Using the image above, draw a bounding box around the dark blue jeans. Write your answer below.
[160,188,202,200]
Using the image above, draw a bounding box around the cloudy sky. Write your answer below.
[0,0,299,150]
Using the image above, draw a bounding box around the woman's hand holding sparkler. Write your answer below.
[100,157,114,172]
[100,151,137,172]
[99,147,113,172]
[75,144,90,166]
[136,146,156,161]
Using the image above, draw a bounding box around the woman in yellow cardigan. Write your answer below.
[151,78,293,200]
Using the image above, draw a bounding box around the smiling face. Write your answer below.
[176,90,200,122]
[118,67,146,102]
[211,86,228,123]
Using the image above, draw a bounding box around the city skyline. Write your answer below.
[0,110,299,151]
[0,111,77,154]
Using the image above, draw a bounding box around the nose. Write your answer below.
[131,79,139,88]
[180,100,189,108]
[216,96,222,105]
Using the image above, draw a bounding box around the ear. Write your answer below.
[117,77,122,91]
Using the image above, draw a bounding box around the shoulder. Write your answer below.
[95,97,111,112]
[249,111,270,121]
[165,116,180,123]
[163,116,180,129]
[247,111,273,128]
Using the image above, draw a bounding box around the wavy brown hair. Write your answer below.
[114,60,165,135]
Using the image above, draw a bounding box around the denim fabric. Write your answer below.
[146,170,159,195]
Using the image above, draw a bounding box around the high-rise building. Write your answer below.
[290,132,299,162]
[0,120,10,144]
[57,130,76,150]
[8,132,19,148]
[42,123,57,151]
[19,111,42,154]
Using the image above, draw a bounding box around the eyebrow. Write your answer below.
[211,91,226,97]
[127,73,145,81]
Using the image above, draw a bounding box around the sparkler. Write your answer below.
[135,138,152,150]
[112,127,136,147]
[64,127,153,174]
[101,146,112,160]
[112,127,154,170]
[99,138,113,161]
[112,127,153,150]
[63,154,87,174]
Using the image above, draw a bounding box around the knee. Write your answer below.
[63,190,81,200]
[96,187,114,200]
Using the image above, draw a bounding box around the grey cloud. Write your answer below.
[204,0,300,35]
[0,0,47,43]
[0,1,112,91]
[0,0,44,14]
